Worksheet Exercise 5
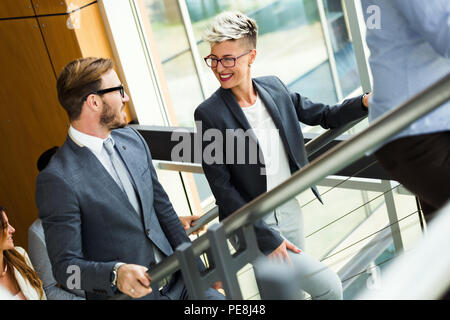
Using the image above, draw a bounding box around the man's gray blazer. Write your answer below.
[194,76,368,255]
[36,127,190,300]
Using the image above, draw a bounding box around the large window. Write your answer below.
[144,0,205,127]
[138,0,364,206]
[324,0,360,98]
[143,0,363,130]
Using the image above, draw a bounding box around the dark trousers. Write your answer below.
[376,131,450,300]
[375,131,450,222]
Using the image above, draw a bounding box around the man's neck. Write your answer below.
[71,121,110,140]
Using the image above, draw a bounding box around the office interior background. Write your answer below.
[0,0,444,299]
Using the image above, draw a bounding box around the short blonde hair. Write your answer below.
[203,11,258,49]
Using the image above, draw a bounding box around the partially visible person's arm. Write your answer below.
[130,127,191,249]
[28,224,84,300]
[395,0,450,57]
[273,77,367,129]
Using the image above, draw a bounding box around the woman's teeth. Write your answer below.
[220,74,232,81]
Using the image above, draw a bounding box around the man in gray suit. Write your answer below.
[36,57,223,300]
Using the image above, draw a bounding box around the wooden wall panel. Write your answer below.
[31,0,94,15]
[73,3,114,60]
[0,0,34,19]
[0,18,69,249]
[37,14,82,76]
[37,2,132,119]
[1,0,135,249]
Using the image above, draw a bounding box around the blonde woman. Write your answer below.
[0,206,46,300]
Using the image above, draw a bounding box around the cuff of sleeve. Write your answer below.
[94,261,119,297]
[254,224,284,256]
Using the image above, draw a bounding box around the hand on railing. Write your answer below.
[179,215,206,235]
[116,264,152,299]
[186,206,220,236]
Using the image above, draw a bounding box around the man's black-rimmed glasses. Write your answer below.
[83,85,124,101]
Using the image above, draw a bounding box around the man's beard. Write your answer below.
[100,100,127,130]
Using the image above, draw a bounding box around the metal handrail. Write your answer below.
[144,73,450,292]
[304,116,365,157]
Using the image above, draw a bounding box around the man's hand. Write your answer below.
[116,264,152,298]
[179,215,206,235]
[268,239,301,267]
[212,281,224,295]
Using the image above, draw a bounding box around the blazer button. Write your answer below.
[146,229,150,236]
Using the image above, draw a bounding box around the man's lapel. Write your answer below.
[66,134,142,223]
[111,133,148,216]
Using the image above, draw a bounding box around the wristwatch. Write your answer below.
[111,262,125,288]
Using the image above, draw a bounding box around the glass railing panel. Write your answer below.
[342,243,396,299]
[299,185,378,260]
[314,183,422,299]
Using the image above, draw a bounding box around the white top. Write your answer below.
[241,95,292,191]
[0,286,13,299]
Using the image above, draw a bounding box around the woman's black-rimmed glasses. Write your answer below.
[204,50,251,68]
[83,85,124,101]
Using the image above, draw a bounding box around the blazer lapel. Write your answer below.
[253,80,296,162]
[67,135,141,223]
[219,88,258,144]
[112,133,147,216]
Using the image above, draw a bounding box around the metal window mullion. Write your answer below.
[129,0,171,126]
[177,0,208,100]
[343,0,372,93]
[317,0,344,102]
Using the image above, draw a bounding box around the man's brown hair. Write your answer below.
[56,57,114,121]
